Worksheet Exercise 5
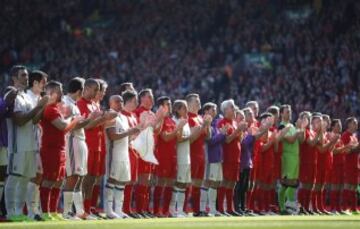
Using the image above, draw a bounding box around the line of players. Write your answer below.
[0,65,359,221]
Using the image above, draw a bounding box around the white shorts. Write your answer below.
[8,151,37,178]
[66,136,88,177]
[0,147,8,166]
[108,160,131,182]
[206,163,223,182]
[177,164,191,183]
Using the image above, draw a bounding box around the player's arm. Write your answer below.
[282,128,301,143]
[162,119,187,142]
[32,106,46,124]
[189,125,205,143]
[317,135,338,153]
[12,95,49,126]
[106,126,140,141]
[51,116,83,132]
[84,110,117,129]
[307,131,322,146]
[207,127,226,146]
[253,128,268,140]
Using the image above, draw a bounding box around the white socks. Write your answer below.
[104,184,114,214]
[200,187,208,212]
[114,185,125,214]
[171,187,185,214]
[26,182,40,217]
[63,191,74,215]
[73,191,84,215]
[5,175,29,217]
[208,188,217,213]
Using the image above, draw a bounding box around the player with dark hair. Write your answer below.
[77,78,116,219]
[153,96,186,217]
[5,66,49,221]
[39,81,83,220]
[340,117,360,215]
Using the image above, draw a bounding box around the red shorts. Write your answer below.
[299,163,316,184]
[138,158,154,175]
[259,166,274,185]
[344,166,358,185]
[190,157,205,180]
[315,164,327,185]
[41,150,66,181]
[129,148,138,182]
[223,163,240,181]
[330,164,344,184]
[87,150,105,176]
[155,158,177,179]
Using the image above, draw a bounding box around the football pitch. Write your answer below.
[2,215,360,229]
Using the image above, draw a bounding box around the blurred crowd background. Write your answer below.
[1,0,360,119]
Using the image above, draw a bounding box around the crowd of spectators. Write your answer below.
[1,0,360,119]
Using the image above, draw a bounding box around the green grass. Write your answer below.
[2,215,360,229]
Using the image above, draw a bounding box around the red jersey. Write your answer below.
[300,128,318,164]
[134,106,149,121]
[40,104,65,152]
[156,116,177,161]
[259,131,275,170]
[188,112,206,161]
[333,138,345,165]
[318,132,332,169]
[217,118,241,164]
[341,130,359,168]
[77,97,103,152]
[121,110,138,141]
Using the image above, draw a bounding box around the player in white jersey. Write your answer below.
[104,95,141,219]
[4,65,49,222]
[25,70,48,221]
[62,77,98,220]
[169,100,191,218]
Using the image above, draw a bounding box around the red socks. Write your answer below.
[91,185,100,209]
[163,187,173,215]
[217,187,226,213]
[84,199,91,213]
[225,188,234,213]
[40,187,51,213]
[192,187,200,213]
[49,188,61,213]
[123,185,133,214]
[153,186,163,215]
[135,185,147,213]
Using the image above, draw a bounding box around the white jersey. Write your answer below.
[63,95,85,140]
[10,91,38,153]
[173,117,191,165]
[105,112,130,162]
[26,90,41,150]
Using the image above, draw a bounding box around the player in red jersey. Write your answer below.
[184,94,211,216]
[134,89,165,217]
[297,112,322,215]
[120,90,142,218]
[257,112,288,214]
[77,79,116,219]
[266,105,281,211]
[217,99,246,216]
[153,96,187,217]
[315,115,339,214]
[328,119,349,213]
[89,79,108,217]
[341,117,360,215]
[39,81,83,220]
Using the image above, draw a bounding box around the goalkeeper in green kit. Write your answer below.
[278,105,306,215]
